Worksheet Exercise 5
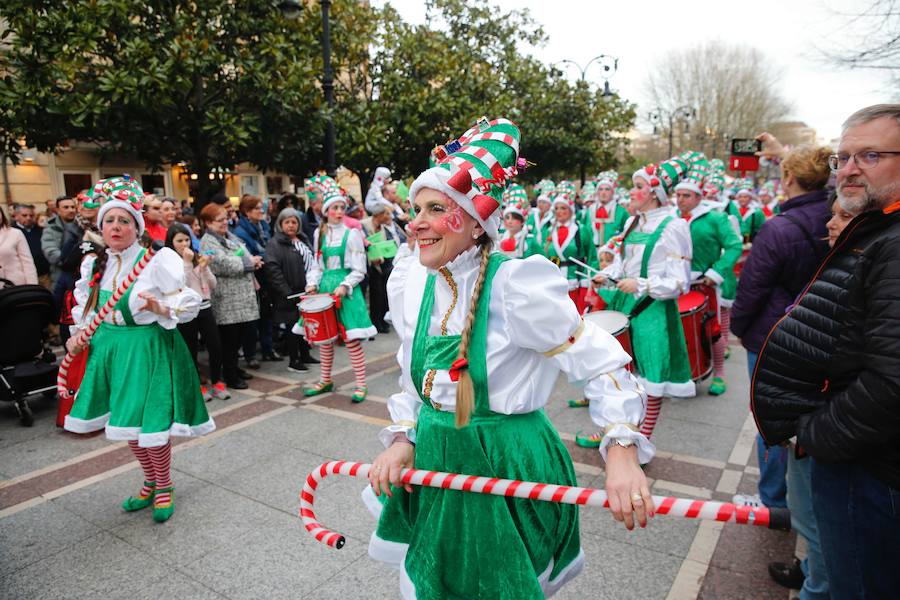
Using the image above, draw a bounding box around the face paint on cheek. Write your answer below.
[435,200,465,234]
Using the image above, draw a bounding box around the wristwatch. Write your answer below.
[607,437,635,450]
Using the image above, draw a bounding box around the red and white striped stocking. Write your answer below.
[640,396,662,438]
[128,440,156,497]
[720,307,731,346]
[346,339,366,389]
[148,442,173,506]
[318,343,334,384]
[713,336,727,377]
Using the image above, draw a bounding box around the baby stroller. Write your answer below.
[0,279,59,426]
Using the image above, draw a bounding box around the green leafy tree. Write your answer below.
[0,0,325,204]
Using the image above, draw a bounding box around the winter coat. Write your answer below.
[751,204,900,489]
[41,215,67,282]
[200,231,259,325]
[232,215,271,258]
[263,231,314,324]
[730,189,831,353]
[12,223,49,276]
[0,226,38,285]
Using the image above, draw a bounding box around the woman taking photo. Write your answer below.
[199,203,261,390]
[64,177,213,523]
[366,118,652,599]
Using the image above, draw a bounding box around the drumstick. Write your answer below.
[568,257,600,274]
[299,461,791,549]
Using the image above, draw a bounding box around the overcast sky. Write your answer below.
[378,0,892,142]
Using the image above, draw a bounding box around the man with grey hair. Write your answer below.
[752,104,900,599]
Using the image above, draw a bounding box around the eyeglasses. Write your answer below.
[828,150,900,172]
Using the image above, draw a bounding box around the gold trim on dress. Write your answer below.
[603,422,639,436]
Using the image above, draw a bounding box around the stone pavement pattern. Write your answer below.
[0,333,795,599]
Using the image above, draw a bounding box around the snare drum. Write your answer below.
[734,247,750,278]
[298,294,340,345]
[678,291,712,382]
[584,310,634,371]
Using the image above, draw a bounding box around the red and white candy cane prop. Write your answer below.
[56,248,156,398]
[300,461,791,549]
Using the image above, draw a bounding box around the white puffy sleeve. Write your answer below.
[502,257,655,464]
[70,254,97,336]
[129,248,202,329]
[340,228,367,290]
[378,254,423,447]
[307,229,324,288]
[637,218,692,301]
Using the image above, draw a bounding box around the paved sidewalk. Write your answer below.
[0,334,794,599]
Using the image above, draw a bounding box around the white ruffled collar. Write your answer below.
[430,244,481,278]
[105,242,142,260]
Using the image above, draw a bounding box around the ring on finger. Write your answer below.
[630,492,643,504]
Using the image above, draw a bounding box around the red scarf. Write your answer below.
[556,225,569,246]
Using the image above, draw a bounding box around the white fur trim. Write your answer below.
[368,531,409,569]
[97,200,145,235]
[541,549,585,597]
[675,181,703,196]
[633,170,671,206]
[321,195,347,214]
[638,376,696,398]
[64,411,110,433]
[409,167,500,239]
[703,268,725,286]
[361,485,384,518]
[343,325,377,341]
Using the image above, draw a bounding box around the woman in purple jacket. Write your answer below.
[730,142,832,509]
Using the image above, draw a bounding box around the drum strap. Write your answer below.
[624,216,673,320]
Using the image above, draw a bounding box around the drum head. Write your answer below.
[584,310,629,335]
[678,290,707,313]
[299,294,334,311]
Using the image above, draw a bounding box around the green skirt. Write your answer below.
[367,405,583,599]
[606,292,695,398]
[64,322,215,447]
[319,269,376,342]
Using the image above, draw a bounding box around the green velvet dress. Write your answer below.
[64,251,214,447]
[369,254,582,599]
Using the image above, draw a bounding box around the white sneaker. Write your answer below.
[210,382,231,401]
[731,493,763,508]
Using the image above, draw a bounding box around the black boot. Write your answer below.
[768,557,804,590]
[299,339,320,364]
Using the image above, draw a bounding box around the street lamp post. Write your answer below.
[648,105,696,158]
[278,0,337,177]
[553,55,619,185]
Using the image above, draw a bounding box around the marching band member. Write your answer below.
[303,181,376,403]
[585,173,629,247]
[542,181,596,314]
[579,160,695,448]
[525,179,554,255]
[366,118,651,599]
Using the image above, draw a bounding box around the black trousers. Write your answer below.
[368,262,393,329]
[177,306,223,383]
[218,321,248,383]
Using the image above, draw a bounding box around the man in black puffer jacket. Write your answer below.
[752,104,900,600]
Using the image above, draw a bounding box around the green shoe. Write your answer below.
[122,482,156,512]
[724,348,731,360]
[575,432,603,448]
[709,377,727,396]
[152,487,174,523]
[351,387,367,403]
[303,381,334,397]
[567,398,590,408]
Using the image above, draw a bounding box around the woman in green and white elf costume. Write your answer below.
[542,181,597,315]
[64,176,214,523]
[579,160,695,449]
[524,179,554,256]
[365,118,654,599]
[302,181,376,402]
[582,174,629,247]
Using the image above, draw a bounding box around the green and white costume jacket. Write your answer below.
[64,243,215,447]
[539,218,598,290]
[726,201,766,243]
[580,199,629,247]
[679,202,742,305]
[307,223,376,341]
[524,208,553,256]
[601,207,696,398]
[366,247,651,599]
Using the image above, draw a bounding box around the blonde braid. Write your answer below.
[317,220,328,253]
[454,240,492,428]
